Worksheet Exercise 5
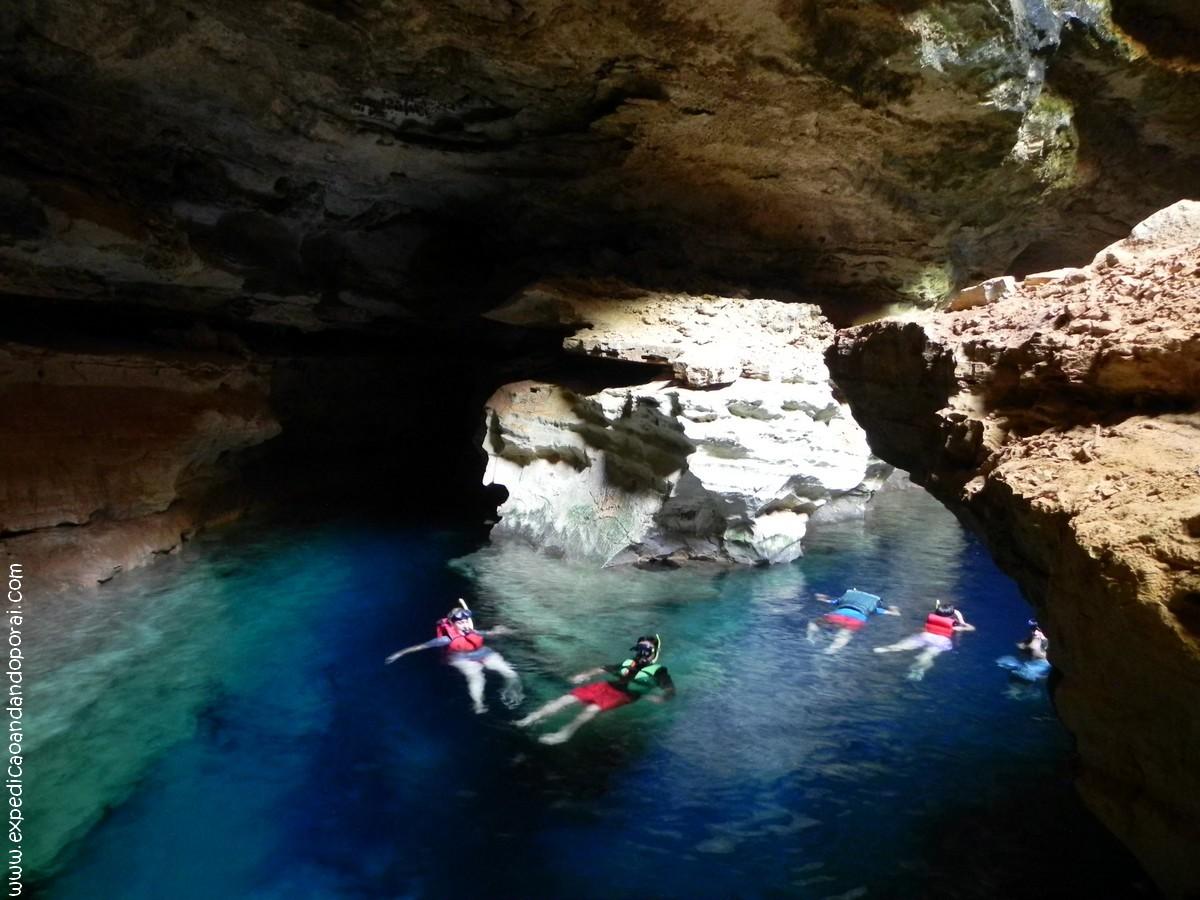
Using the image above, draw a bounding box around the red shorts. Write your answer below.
[570,681,635,711]
[824,612,867,631]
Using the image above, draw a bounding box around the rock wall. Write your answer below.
[2,0,1199,327]
[0,343,280,587]
[483,283,887,565]
[826,201,1200,897]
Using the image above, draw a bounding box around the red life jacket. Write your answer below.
[924,612,957,639]
[436,618,485,653]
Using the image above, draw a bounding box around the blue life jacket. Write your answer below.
[835,590,882,617]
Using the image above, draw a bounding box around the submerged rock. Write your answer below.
[482,283,888,566]
[827,200,1200,897]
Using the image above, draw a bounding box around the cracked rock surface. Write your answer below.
[483,283,887,565]
[3,0,1200,324]
[827,200,1200,897]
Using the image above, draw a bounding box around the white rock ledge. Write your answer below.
[481,283,889,566]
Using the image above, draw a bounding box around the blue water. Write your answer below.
[32,486,1151,898]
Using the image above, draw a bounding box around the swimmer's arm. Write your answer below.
[951,610,976,632]
[813,593,834,604]
[569,667,608,684]
[649,668,676,701]
[476,625,513,637]
[878,605,902,616]
[385,636,449,664]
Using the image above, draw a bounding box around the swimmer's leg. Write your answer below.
[539,704,601,745]
[515,694,580,728]
[824,628,854,655]
[449,658,488,714]
[483,652,523,707]
[874,634,925,654]
[806,620,820,645]
[906,646,943,681]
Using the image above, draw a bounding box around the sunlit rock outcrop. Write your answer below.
[482,283,887,565]
[0,344,280,587]
[827,201,1200,897]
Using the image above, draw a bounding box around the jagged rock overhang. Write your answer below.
[3,0,1200,329]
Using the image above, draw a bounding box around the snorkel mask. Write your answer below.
[449,599,474,628]
[630,634,661,665]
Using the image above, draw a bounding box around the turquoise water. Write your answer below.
[32,487,1151,898]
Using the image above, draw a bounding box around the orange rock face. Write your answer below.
[0,343,280,587]
[828,202,1200,897]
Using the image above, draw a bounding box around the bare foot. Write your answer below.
[501,683,524,709]
[538,731,569,745]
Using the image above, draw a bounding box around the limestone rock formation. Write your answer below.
[483,284,887,565]
[827,200,1200,897]
[2,0,1199,328]
[0,343,280,587]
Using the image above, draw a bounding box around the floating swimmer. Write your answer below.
[873,599,975,680]
[385,599,522,714]
[806,589,901,654]
[997,619,1051,683]
[515,635,675,745]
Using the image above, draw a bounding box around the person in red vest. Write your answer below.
[872,600,975,680]
[385,600,522,714]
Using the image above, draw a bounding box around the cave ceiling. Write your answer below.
[1,0,1198,335]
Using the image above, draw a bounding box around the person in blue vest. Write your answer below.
[385,599,522,714]
[806,589,900,654]
[515,635,675,745]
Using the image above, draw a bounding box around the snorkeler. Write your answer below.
[1019,620,1048,660]
[515,635,675,745]
[873,600,975,680]
[996,619,1051,683]
[385,599,523,714]
[806,589,900,654]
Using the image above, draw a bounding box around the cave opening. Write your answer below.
[5,0,1200,897]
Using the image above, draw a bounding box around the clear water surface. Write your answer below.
[31,485,1152,898]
